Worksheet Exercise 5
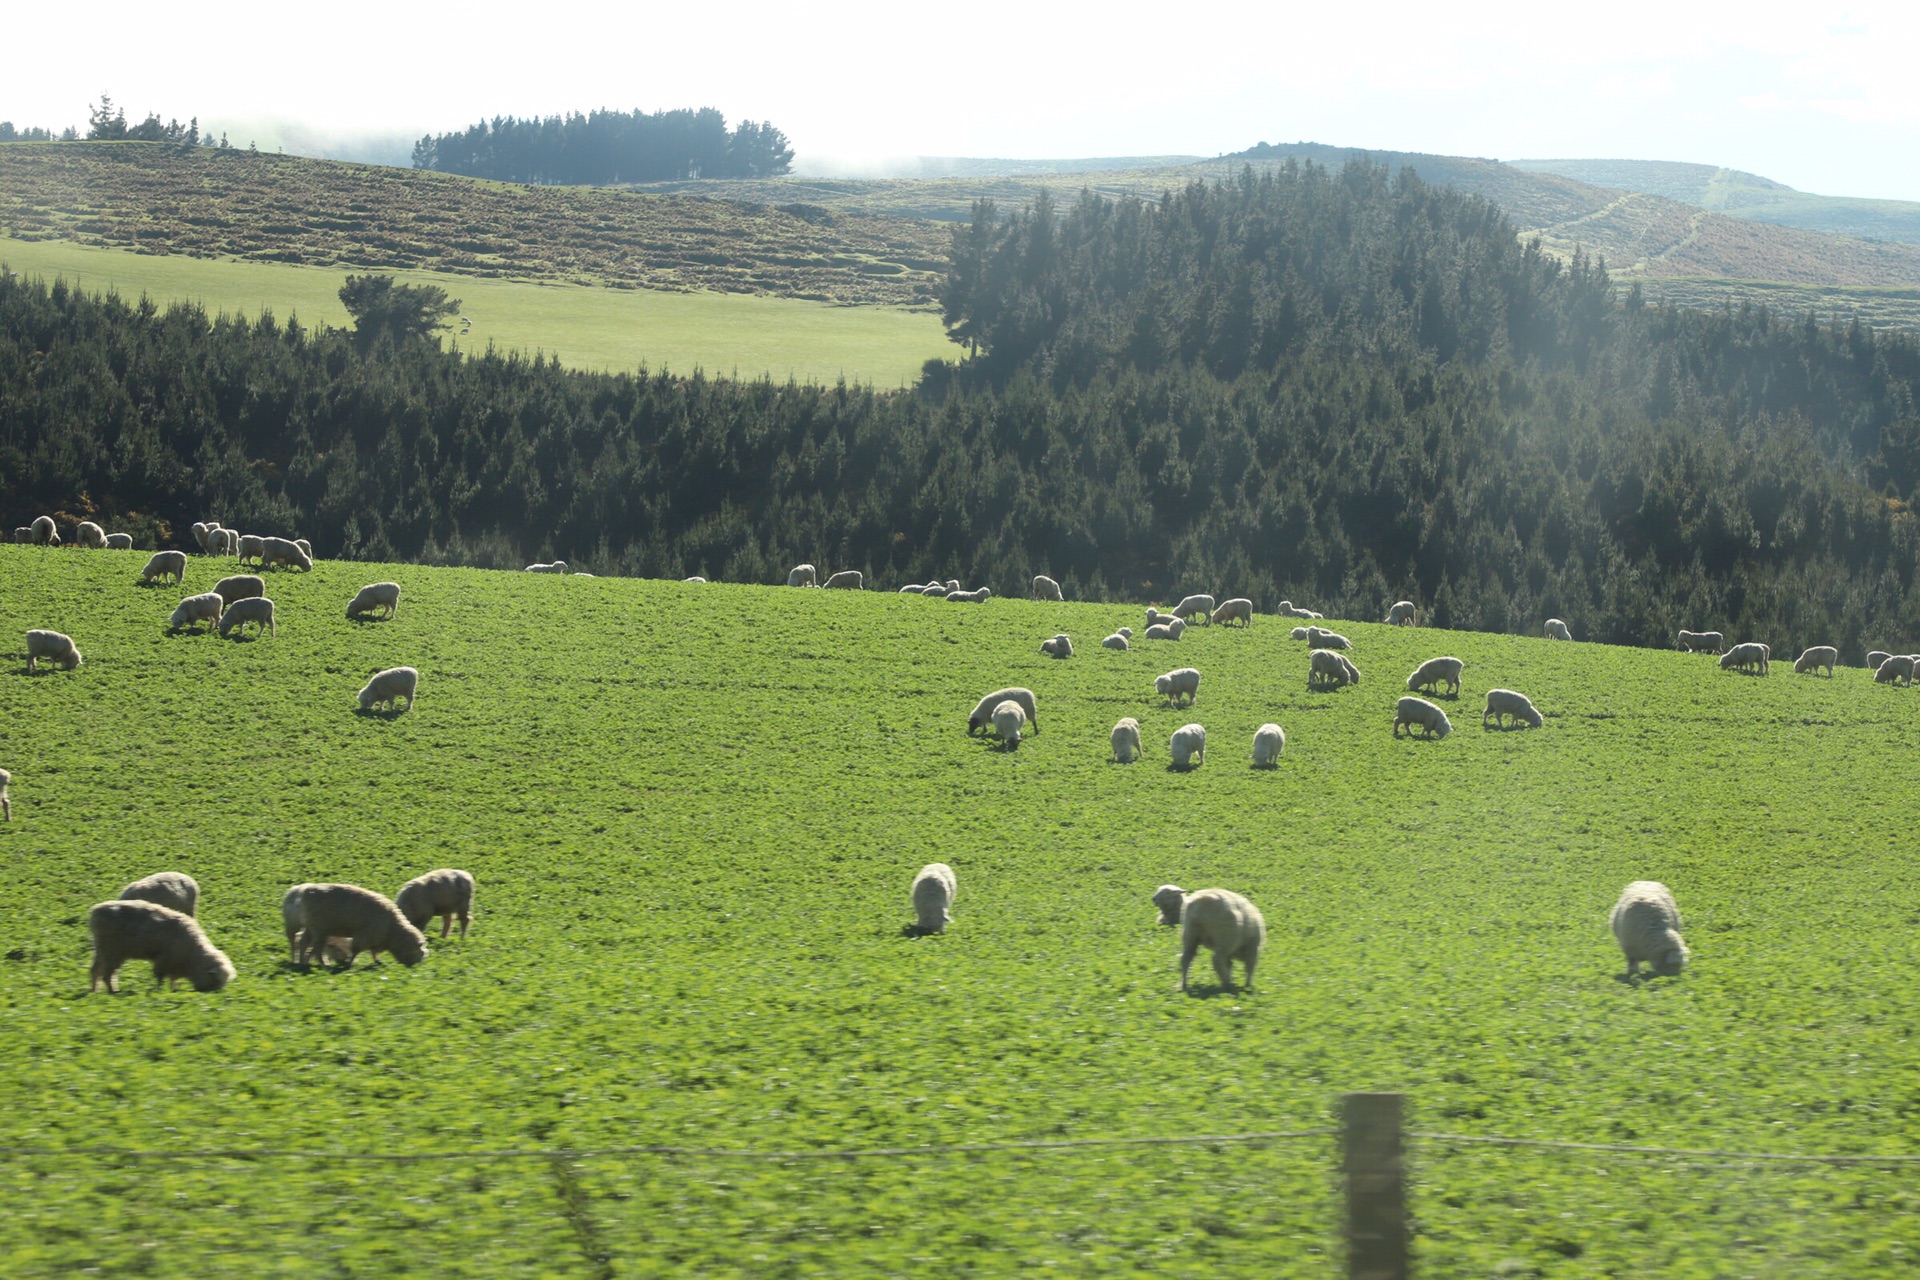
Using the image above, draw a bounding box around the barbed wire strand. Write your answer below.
[1409,1131,1920,1166]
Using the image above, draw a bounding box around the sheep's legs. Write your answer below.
[1178,944,1199,991]
[1212,951,1234,989]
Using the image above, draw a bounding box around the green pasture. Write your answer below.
[0,236,953,386]
[1,548,1916,1277]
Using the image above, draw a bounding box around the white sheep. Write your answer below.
[1719,642,1770,675]
[208,528,238,556]
[141,550,187,585]
[1793,646,1838,677]
[346,582,402,620]
[787,563,817,587]
[1290,626,1309,641]
[75,521,107,549]
[1384,600,1416,626]
[283,882,428,968]
[89,899,235,994]
[1144,624,1176,642]
[105,532,133,550]
[1031,574,1064,601]
[572,572,594,578]
[294,538,313,559]
[11,527,30,543]
[236,534,266,565]
[1406,656,1464,697]
[395,868,474,938]
[358,666,419,712]
[1308,648,1360,690]
[1611,881,1689,978]
[1307,627,1351,650]
[1101,633,1130,650]
[1152,884,1185,926]
[1145,607,1175,629]
[168,592,225,632]
[1177,888,1264,991]
[1867,650,1893,671]
[822,570,863,590]
[1040,633,1074,659]
[947,587,992,603]
[1172,594,1216,624]
[1117,627,1133,639]
[991,699,1028,747]
[1874,654,1915,685]
[120,871,200,916]
[218,596,276,639]
[191,521,212,552]
[1156,667,1201,707]
[259,536,312,571]
[969,687,1038,735]
[1251,723,1286,766]
[1544,618,1574,641]
[684,576,707,583]
[30,515,58,545]
[1482,688,1543,729]
[1167,618,1188,638]
[898,583,926,593]
[944,579,960,592]
[1394,696,1452,739]
[212,574,265,605]
[1677,630,1725,654]
[1170,723,1207,768]
[1210,598,1253,627]
[911,863,957,934]
[0,766,9,821]
[25,629,82,672]
[1111,717,1142,763]
[524,562,555,573]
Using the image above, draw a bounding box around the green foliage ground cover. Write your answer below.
[1,548,1917,1277]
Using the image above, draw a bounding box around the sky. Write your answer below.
[11,1,1920,200]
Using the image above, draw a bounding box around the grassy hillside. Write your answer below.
[2,548,1917,1277]
[0,236,953,386]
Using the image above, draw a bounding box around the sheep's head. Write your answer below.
[389,925,429,967]
[1154,675,1172,696]
[1652,941,1690,976]
[1153,885,1186,925]
[192,953,236,992]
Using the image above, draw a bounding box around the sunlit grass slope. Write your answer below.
[0,235,953,386]
[1,548,1916,1278]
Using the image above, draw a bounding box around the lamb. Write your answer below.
[104,532,133,550]
[141,550,187,585]
[236,534,266,565]
[358,666,419,712]
[25,629,82,672]
[991,699,1027,747]
[911,863,957,934]
[1040,634,1074,658]
[0,766,9,821]
[1874,654,1915,685]
[218,596,276,639]
[1544,618,1574,641]
[282,882,428,968]
[1251,723,1286,766]
[120,871,200,917]
[1406,656,1464,697]
[1308,647,1360,690]
[1210,597,1253,627]
[1101,633,1130,650]
[1172,594,1216,624]
[1152,884,1185,926]
[1793,646,1838,677]
[1611,881,1689,978]
[1307,627,1352,650]
[787,563,817,587]
[1156,666,1201,707]
[88,899,235,993]
[212,574,265,605]
[1384,600,1416,626]
[30,515,58,545]
[1677,630,1725,654]
[395,868,474,938]
[346,582,402,620]
[1482,688,1543,729]
[75,520,107,549]
[1176,888,1264,992]
[1867,651,1893,671]
[1394,696,1452,739]
[822,570,863,590]
[946,587,992,603]
[1031,574,1064,601]
[968,687,1038,735]
[1111,717,1142,763]
[1169,723,1207,769]
[168,592,225,632]
[259,536,312,571]
[1719,642,1770,675]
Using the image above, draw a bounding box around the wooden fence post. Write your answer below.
[1344,1091,1408,1280]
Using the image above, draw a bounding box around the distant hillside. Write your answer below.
[790,154,1201,179]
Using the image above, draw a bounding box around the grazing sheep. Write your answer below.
[822,570,863,590]
[294,538,312,559]
[283,883,428,968]
[1874,654,1916,685]
[259,536,312,571]
[1544,618,1574,641]
[1611,881,1689,978]
[1111,717,1142,763]
[968,687,1039,735]
[1384,600,1416,626]
[236,534,266,566]
[212,574,265,606]
[11,527,30,543]
[1031,574,1064,601]
[0,766,9,821]
[946,587,992,603]
[1406,656,1464,697]
[1307,627,1352,650]
[911,863,957,934]
[218,596,276,639]
[991,699,1027,747]
[1172,594,1216,624]
[395,868,474,938]
[168,592,225,632]
[89,900,235,994]
[208,528,238,556]
[358,666,419,712]
[1040,633,1074,659]
[1677,630,1725,654]
[30,515,58,545]
[787,563,817,588]
[1719,642,1770,675]
[1290,626,1309,641]
[1156,666,1201,707]
[1394,696,1452,739]
[1169,723,1207,769]
[1176,888,1264,992]
[1309,647,1360,690]
[1152,884,1185,926]
[1867,651,1893,671]
[1793,646,1839,677]
[1210,598,1253,627]
[75,521,108,549]
[1482,688,1544,729]
[346,582,402,620]
[1251,723,1286,766]
[1101,633,1130,650]
[105,532,133,550]
[120,871,200,917]
[1144,624,1177,642]
[141,550,187,585]
[25,629,82,672]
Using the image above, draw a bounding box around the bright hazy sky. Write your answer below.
[11,1,1920,200]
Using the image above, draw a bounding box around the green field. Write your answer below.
[0,235,953,386]
[2,548,1917,1277]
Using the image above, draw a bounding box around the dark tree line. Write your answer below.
[6,160,1920,658]
[411,108,793,184]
